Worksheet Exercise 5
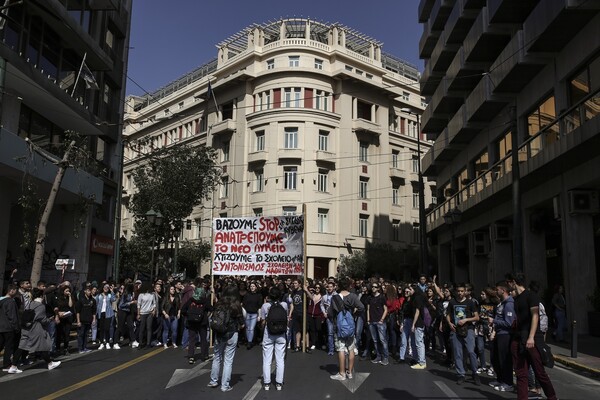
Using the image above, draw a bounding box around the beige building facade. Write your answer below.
[122,18,432,280]
[418,0,600,333]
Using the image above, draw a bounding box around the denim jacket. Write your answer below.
[96,293,116,318]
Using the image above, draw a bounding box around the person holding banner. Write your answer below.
[289,279,306,353]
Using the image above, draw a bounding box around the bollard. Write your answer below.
[570,320,577,358]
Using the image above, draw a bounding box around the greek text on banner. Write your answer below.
[212,216,304,276]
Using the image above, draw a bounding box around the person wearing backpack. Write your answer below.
[207,284,245,392]
[327,277,364,381]
[181,286,211,363]
[260,286,289,391]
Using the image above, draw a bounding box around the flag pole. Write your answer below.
[301,203,307,353]
[71,52,87,98]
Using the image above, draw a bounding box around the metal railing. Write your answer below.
[427,87,600,227]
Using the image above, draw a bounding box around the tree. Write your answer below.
[119,236,152,279]
[177,239,211,279]
[127,144,220,272]
[338,250,367,279]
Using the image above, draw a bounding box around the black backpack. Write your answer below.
[266,301,288,335]
[209,306,231,334]
[187,301,205,323]
[21,307,36,330]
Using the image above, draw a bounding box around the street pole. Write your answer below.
[510,105,523,273]
[416,114,428,275]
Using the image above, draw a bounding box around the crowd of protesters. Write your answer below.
[0,272,558,399]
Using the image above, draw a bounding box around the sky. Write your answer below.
[126,0,423,96]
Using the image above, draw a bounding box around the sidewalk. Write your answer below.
[547,334,600,378]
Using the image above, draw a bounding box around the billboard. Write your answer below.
[212,216,304,276]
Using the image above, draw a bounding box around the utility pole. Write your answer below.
[510,105,523,273]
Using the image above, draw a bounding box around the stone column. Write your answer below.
[328,258,337,279]
[307,257,315,279]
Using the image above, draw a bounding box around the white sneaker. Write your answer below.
[354,347,359,355]
[112,343,120,350]
[310,345,316,350]
[98,343,105,350]
[330,373,346,381]
[173,344,178,349]
[164,344,168,349]
[131,341,139,348]
[48,361,61,370]
[8,366,23,374]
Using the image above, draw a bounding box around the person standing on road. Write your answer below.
[489,280,515,392]
[1,284,22,373]
[367,282,389,365]
[75,285,96,353]
[551,285,567,342]
[327,277,364,381]
[161,285,180,348]
[507,273,558,400]
[242,282,263,350]
[18,288,61,371]
[182,286,211,363]
[137,283,156,349]
[261,286,289,391]
[207,284,245,392]
[321,281,337,356]
[96,283,118,350]
[446,283,480,386]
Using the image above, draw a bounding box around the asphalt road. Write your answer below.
[1,345,599,399]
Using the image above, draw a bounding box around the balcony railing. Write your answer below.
[427,87,600,229]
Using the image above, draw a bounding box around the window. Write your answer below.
[318,169,328,193]
[528,95,556,137]
[318,130,329,151]
[317,208,328,233]
[222,102,234,120]
[392,150,399,168]
[412,190,419,209]
[412,152,419,173]
[359,215,368,237]
[178,101,184,110]
[267,59,274,69]
[497,131,512,176]
[284,127,298,149]
[356,99,372,120]
[284,166,297,190]
[220,176,229,198]
[314,59,323,70]
[392,220,400,241]
[421,98,427,108]
[254,169,264,192]
[289,56,300,67]
[254,208,263,217]
[316,90,329,111]
[402,91,410,101]
[194,219,202,240]
[359,141,368,162]
[389,114,399,132]
[284,88,291,107]
[413,223,420,243]
[283,206,297,216]
[359,177,368,199]
[222,141,230,162]
[294,88,301,107]
[164,108,170,116]
[408,120,418,138]
[392,184,400,205]
[256,130,265,151]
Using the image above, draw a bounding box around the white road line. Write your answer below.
[241,379,263,400]
[553,364,600,386]
[434,380,461,398]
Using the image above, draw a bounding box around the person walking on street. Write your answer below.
[507,273,557,400]
[261,286,289,391]
[208,284,245,392]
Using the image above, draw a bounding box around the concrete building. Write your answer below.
[418,0,600,333]
[122,18,432,280]
[0,0,132,290]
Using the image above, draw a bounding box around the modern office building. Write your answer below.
[122,18,432,280]
[0,0,132,290]
[418,0,600,332]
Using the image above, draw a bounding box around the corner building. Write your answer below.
[418,0,600,333]
[0,0,132,290]
[122,18,433,280]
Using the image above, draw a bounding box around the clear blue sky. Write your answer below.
[126,0,423,96]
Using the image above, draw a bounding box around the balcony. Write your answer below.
[211,119,236,135]
[419,0,437,22]
[445,47,487,93]
[248,151,268,164]
[419,19,441,59]
[465,74,512,123]
[447,104,486,145]
[389,167,408,181]
[422,127,463,175]
[488,0,540,24]
[463,7,512,63]
[430,0,457,31]
[420,60,445,97]
[488,31,547,93]
[352,118,382,137]
[315,150,336,166]
[426,87,600,231]
[278,148,303,160]
[445,0,486,45]
[523,0,600,53]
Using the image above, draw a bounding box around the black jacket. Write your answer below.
[0,297,20,333]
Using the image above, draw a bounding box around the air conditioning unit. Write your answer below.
[491,224,512,241]
[471,231,489,255]
[568,190,599,214]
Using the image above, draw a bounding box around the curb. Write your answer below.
[553,354,600,378]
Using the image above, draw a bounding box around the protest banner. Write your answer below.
[212,215,304,276]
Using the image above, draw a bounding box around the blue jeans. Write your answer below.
[414,326,426,365]
[77,323,91,351]
[210,332,238,391]
[262,332,286,385]
[162,316,178,345]
[355,315,365,349]
[475,334,486,367]
[554,309,567,341]
[368,322,389,360]
[399,318,416,360]
[47,319,57,352]
[451,329,478,377]
[245,313,258,343]
[326,319,335,354]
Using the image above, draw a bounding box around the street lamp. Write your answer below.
[172,220,182,274]
[401,107,428,275]
[145,209,163,281]
[443,207,462,282]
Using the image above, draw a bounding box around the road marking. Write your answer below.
[241,379,263,400]
[339,372,370,393]
[434,380,460,398]
[39,348,164,400]
[165,359,210,389]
